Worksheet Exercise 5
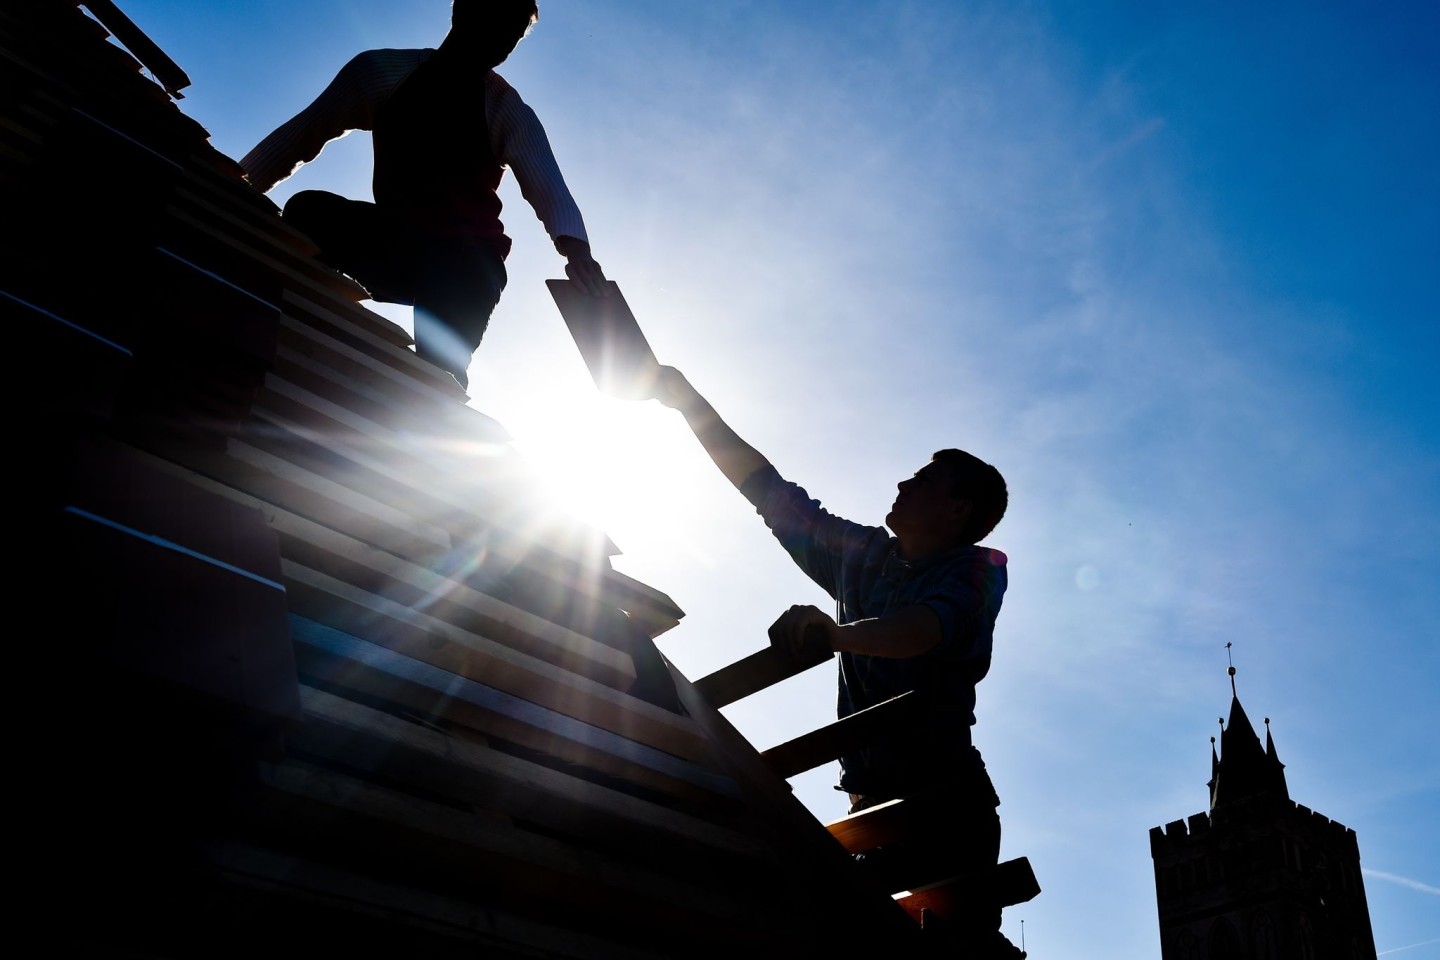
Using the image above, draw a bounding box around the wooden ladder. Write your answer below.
[695,636,1040,955]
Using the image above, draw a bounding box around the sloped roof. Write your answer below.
[5,2,963,956]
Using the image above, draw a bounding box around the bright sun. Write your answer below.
[496,380,703,562]
[364,300,706,566]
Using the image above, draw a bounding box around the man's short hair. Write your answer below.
[932,448,1007,543]
[452,0,539,30]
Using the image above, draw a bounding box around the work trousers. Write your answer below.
[283,190,507,388]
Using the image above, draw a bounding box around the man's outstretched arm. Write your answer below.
[652,366,770,493]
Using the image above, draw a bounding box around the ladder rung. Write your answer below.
[693,643,831,708]
[760,691,921,780]
[825,796,921,854]
[897,857,1041,921]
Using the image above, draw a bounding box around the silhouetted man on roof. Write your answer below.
[652,366,1023,956]
[240,0,605,388]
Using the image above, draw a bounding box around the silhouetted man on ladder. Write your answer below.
[652,366,1025,957]
[240,0,606,388]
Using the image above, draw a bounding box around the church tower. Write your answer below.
[1149,658,1378,959]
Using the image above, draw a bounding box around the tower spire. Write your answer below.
[1210,643,1289,810]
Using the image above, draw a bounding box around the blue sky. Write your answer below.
[115,1,1437,955]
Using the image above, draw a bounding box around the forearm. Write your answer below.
[770,602,942,662]
[240,51,396,193]
[830,604,942,659]
[667,377,770,492]
[490,80,588,244]
[240,111,333,193]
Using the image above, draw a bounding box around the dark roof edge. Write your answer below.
[82,0,191,98]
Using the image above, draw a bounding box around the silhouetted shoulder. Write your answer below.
[343,48,431,83]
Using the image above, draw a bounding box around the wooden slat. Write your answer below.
[268,515,638,692]
[173,183,314,259]
[290,615,738,801]
[280,562,715,763]
[221,437,453,553]
[251,359,607,561]
[760,691,922,780]
[5,286,130,419]
[249,379,519,523]
[270,336,494,446]
[164,204,370,306]
[825,796,920,855]
[245,758,794,947]
[117,430,449,561]
[279,291,463,396]
[58,505,298,721]
[600,567,684,638]
[895,857,1041,922]
[81,0,191,96]
[207,841,674,960]
[693,643,832,708]
[293,685,771,866]
[123,437,677,681]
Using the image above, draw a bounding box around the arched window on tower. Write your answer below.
[1209,918,1241,960]
[1252,911,1279,960]
[1172,928,1199,960]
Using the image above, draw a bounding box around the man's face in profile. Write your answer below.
[449,3,533,68]
[886,460,970,546]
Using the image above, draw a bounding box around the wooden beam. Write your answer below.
[825,796,920,855]
[289,615,738,800]
[293,685,773,866]
[244,758,795,946]
[123,438,683,676]
[693,643,832,708]
[163,204,368,307]
[81,1,191,97]
[207,841,674,960]
[249,371,617,564]
[278,292,462,396]
[222,437,453,553]
[7,285,130,420]
[263,504,638,692]
[760,691,922,780]
[895,857,1041,922]
[280,563,717,764]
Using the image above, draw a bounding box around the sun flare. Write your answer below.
[497,381,703,561]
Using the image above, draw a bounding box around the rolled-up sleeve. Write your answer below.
[240,50,412,193]
[916,552,1006,660]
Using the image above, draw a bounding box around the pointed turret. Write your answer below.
[1209,653,1290,810]
[1264,716,1290,799]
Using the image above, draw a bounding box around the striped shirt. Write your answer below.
[741,464,1007,797]
[239,48,588,245]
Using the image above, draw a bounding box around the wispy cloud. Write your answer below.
[1364,869,1440,896]
[1378,938,1440,957]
